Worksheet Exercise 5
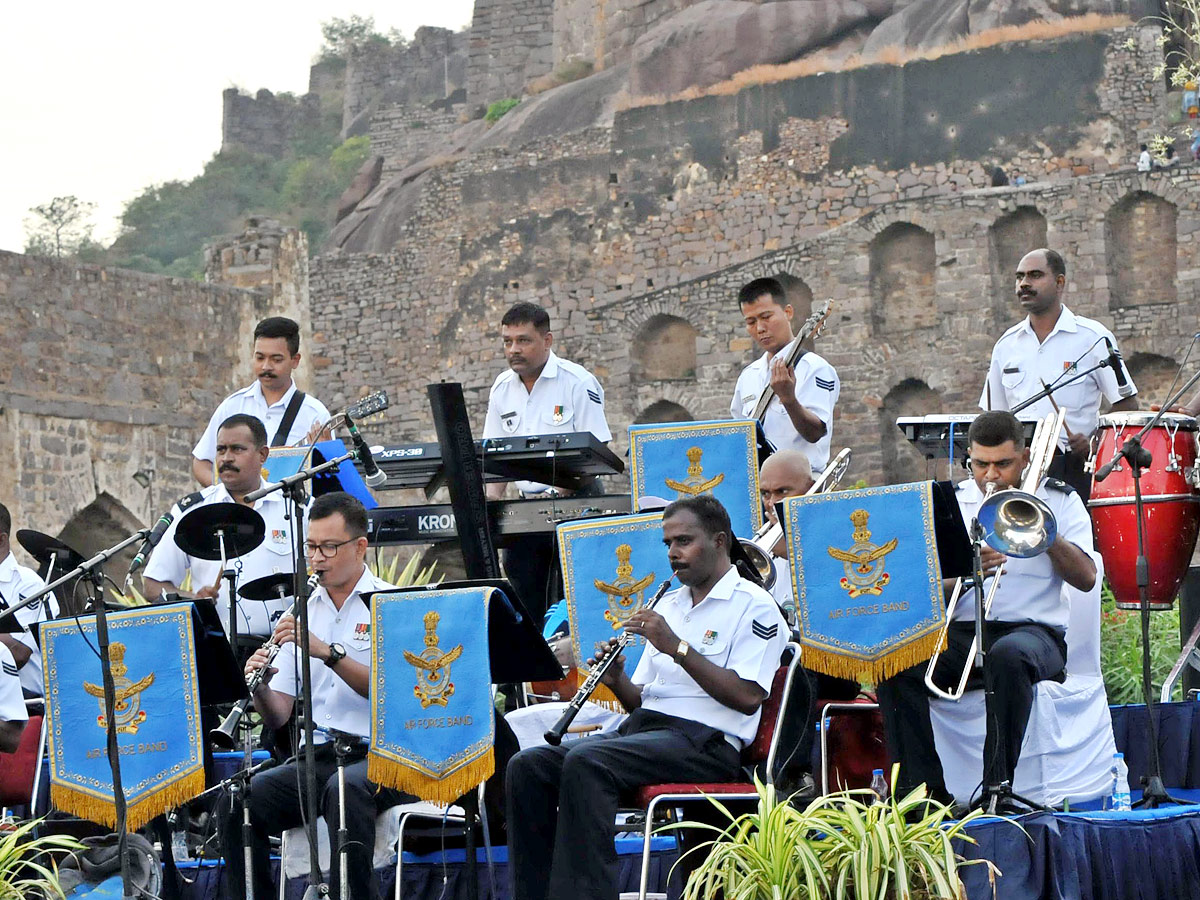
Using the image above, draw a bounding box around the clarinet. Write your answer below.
[544,578,673,746]
[210,572,321,749]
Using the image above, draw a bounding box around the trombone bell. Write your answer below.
[976,489,1057,558]
[738,536,777,590]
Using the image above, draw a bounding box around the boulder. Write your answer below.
[334,156,384,224]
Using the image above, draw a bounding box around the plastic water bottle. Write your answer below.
[169,813,192,862]
[1109,752,1131,812]
[870,768,889,804]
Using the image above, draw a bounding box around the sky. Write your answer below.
[0,1,475,254]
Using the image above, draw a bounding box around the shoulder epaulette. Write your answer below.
[177,490,207,513]
[1045,478,1075,495]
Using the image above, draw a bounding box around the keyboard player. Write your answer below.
[481,302,612,623]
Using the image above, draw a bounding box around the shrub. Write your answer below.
[485,98,520,124]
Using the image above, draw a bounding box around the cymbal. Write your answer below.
[15,529,85,579]
[238,572,295,603]
[174,503,266,561]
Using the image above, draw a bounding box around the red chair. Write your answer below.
[0,713,40,812]
[624,641,803,900]
[816,696,889,794]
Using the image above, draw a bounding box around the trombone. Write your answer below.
[923,409,1065,700]
[740,448,852,590]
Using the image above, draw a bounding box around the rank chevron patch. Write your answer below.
[751,619,778,641]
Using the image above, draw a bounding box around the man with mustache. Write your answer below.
[192,316,332,487]
[481,302,611,623]
[144,414,296,645]
[875,411,1098,813]
[980,248,1138,501]
[506,495,787,900]
[731,277,839,473]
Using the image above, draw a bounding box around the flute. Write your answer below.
[544,578,673,746]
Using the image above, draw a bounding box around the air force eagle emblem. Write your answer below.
[83,642,154,734]
[595,543,655,628]
[403,611,464,709]
[664,446,725,497]
[827,509,898,599]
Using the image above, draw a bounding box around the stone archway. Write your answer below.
[633,399,692,425]
[989,207,1047,322]
[632,314,698,381]
[1123,352,1180,412]
[56,493,144,613]
[1106,191,1178,309]
[879,378,944,485]
[869,223,937,336]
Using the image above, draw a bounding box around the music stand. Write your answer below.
[364,579,560,900]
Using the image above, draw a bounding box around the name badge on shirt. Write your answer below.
[500,411,518,434]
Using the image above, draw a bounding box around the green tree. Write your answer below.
[319,14,399,61]
[24,195,97,259]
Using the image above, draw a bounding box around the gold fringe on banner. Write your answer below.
[589,683,624,712]
[50,768,205,832]
[368,748,494,807]
[799,629,947,685]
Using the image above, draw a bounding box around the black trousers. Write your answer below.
[876,620,1066,801]
[218,743,413,900]
[1048,448,1091,503]
[506,708,741,900]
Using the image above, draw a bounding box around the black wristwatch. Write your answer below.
[325,642,347,668]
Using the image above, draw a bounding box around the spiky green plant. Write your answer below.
[0,818,83,899]
[368,550,438,587]
[674,767,1007,900]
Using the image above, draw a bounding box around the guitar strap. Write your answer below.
[272,390,306,447]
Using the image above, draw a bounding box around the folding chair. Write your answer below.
[624,641,803,900]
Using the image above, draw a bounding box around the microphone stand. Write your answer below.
[245,449,357,899]
[1008,355,1130,416]
[13,530,152,900]
[1094,366,1200,809]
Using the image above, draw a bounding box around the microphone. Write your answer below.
[345,414,387,488]
[127,509,176,577]
[1105,338,1135,398]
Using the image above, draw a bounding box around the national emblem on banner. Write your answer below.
[369,586,495,804]
[41,603,204,830]
[628,419,761,538]
[783,482,946,682]
[558,513,670,707]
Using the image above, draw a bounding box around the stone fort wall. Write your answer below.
[0,225,310,582]
[309,25,1177,495]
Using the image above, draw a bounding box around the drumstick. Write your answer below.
[1040,379,1075,438]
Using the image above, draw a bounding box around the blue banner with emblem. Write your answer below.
[783,481,946,682]
[368,586,495,804]
[557,512,671,707]
[41,603,204,830]
[628,419,762,538]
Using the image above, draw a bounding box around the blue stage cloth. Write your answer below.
[958,805,1200,900]
[1110,701,1200,790]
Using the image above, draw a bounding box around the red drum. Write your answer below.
[1088,412,1200,610]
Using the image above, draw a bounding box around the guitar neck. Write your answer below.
[751,335,808,421]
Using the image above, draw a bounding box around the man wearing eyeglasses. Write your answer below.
[218,491,409,900]
[143,414,300,648]
[875,411,1098,813]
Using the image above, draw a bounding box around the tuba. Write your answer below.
[740,448,852,590]
[923,409,1065,701]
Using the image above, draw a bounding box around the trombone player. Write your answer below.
[876,411,1098,812]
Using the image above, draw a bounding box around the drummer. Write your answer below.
[981,248,1138,500]
[143,414,300,648]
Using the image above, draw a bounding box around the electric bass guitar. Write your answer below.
[750,299,834,421]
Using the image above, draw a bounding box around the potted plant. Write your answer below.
[675,767,1005,899]
[0,817,82,899]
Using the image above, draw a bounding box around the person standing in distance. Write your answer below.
[481,302,611,623]
[192,316,332,487]
[980,249,1137,501]
[731,277,840,473]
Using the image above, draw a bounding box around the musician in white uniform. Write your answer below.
[145,415,298,646]
[482,302,612,622]
[980,249,1138,500]
[192,316,332,487]
[0,503,59,697]
[875,412,1099,812]
[731,277,839,472]
[0,644,27,752]
[507,495,787,900]
[218,492,411,900]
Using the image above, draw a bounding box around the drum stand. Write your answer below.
[1094,367,1200,808]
